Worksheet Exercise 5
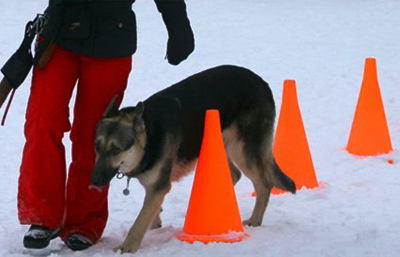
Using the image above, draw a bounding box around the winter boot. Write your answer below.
[23,225,60,249]
[64,234,94,251]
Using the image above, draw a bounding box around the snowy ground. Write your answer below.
[0,0,399,256]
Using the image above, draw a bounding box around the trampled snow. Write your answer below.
[0,0,399,256]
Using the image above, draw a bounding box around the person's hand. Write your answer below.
[155,0,195,65]
[166,26,194,65]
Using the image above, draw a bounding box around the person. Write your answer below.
[18,0,194,251]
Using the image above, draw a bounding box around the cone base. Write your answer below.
[346,148,393,157]
[271,183,321,195]
[176,231,247,244]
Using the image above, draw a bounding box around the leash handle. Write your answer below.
[1,88,16,126]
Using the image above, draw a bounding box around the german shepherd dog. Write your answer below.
[91,65,296,254]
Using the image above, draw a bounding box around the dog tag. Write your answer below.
[123,177,131,196]
[123,188,130,196]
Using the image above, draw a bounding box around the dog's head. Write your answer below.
[91,96,146,188]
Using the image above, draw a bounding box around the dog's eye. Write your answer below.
[110,147,121,156]
[94,142,101,152]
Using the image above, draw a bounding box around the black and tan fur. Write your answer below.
[91,65,296,254]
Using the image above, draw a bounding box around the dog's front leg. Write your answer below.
[150,207,163,230]
[114,187,168,254]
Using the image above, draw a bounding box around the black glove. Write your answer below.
[1,20,35,89]
[155,0,195,65]
[166,24,194,65]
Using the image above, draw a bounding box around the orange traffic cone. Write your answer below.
[177,110,246,244]
[346,58,393,156]
[271,80,319,195]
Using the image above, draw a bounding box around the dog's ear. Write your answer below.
[126,101,145,119]
[133,116,145,133]
[133,101,144,117]
[103,95,119,118]
[126,102,145,132]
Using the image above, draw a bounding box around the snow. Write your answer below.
[0,0,399,256]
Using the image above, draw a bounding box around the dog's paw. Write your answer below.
[150,215,162,230]
[113,243,140,254]
[150,222,162,230]
[243,218,262,227]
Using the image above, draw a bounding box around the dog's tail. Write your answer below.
[271,158,296,194]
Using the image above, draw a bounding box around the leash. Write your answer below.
[116,172,131,196]
[0,14,46,126]
[1,88,16,126]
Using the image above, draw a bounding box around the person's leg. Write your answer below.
[61,55,132,243]
[18,46,79,229]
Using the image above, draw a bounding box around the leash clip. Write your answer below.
[26,13,45,38]
[35,13,46,35]
[116,171,125,179]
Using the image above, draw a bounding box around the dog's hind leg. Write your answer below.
[228,159,242,186]
[228,138,272,227]
[226,124,270,226]
[224,127,242,186]
[244,162,273,227]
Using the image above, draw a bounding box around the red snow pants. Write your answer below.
[18,46,132,242]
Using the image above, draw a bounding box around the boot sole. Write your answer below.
[65,241,92,251]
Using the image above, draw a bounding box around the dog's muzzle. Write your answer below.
[91,158,119,187]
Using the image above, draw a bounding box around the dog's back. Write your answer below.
[143,65,275,157]
[145,65,274,124]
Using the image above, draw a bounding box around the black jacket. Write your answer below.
[51,0,194,63]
